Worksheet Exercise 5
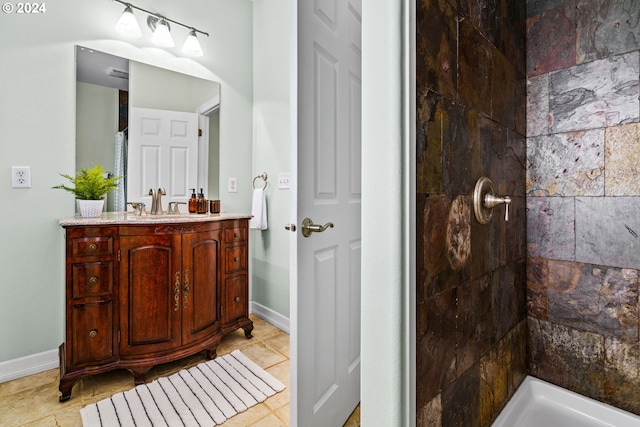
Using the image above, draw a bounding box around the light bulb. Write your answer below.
[151,19,174,47]
[114,5,141,38]
[182,30,204,57]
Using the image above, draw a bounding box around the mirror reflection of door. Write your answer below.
[75,46,221,212]
[127,107,199,210]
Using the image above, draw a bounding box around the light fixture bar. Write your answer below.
[110,0,209,37]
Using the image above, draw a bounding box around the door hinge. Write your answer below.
[198,128,203,137]
[220,305,223,316]
[117,330,121,343]
[118,249,121,262]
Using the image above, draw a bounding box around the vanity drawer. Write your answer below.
[223,226,247,244]
[225,246,247,273]
[72,262,113,298]
[70,300,114,367]
[68,227,117,258]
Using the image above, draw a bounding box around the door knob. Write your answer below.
[301,218,334,238]
[473,177,511,224]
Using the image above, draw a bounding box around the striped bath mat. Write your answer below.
[80,350,286,427]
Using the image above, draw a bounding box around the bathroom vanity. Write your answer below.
[57,213,253,402]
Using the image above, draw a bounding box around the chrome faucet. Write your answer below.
[148,187,166,215]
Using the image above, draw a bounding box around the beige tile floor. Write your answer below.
[0,315,360,426]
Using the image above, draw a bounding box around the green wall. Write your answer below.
[0,0,254,363]
[251,0,291,318]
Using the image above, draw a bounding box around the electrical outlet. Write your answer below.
[278,172,290,189]
[12,166,31,188]
[228,177,238,193]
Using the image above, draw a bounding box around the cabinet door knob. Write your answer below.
[234,296,241,303]
[89,243,98,251]
[89,329,98,338]
[89,276,99,284]
[234,256,240,262]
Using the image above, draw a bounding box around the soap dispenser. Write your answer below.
[197,188,207,214]
[188,188,197,213]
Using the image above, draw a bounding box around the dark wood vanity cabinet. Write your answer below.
[59,218,252,402]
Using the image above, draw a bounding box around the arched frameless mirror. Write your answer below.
[75,45,220,212]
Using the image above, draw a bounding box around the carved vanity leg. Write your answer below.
[130,367,151,385]
[204,348,217,360]
[59,379,76,402]
[243,321,254,338]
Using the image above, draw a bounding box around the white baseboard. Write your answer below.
[0,349,59,384]
[250,301,290,334]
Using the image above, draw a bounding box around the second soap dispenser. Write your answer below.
[188,188,197,213]
[197,188,207,214]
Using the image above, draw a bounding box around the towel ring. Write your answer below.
[252,172,268,189]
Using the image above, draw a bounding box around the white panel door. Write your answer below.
[128,107,198,211]
[292,0,362,425]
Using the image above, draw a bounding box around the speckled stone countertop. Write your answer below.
[59,212,252,226]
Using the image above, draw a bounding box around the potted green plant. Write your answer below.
[53,164,123,218]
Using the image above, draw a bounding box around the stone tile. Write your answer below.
[527,0,574,18]
[416,0,457,100]
[459,19,493,116]
[417,394,442,426]
[548,260,638,340]
[605,337,640,415]
[416,289,458,406]
[605,123,640,196]
[492,47,517,129]
[496,0,527,80]
[441,363,480,427]
[577,0,640,64]
[416,90,444,195]
[456,276,481,375]
[526,3,577,76]
[576,197,640,268]
[443,102,478,195]
[527,257,549,319]
[526,196,575,261]
[421,194,468,299]
[219,402,271,426]
[479,341,509,426]
[527,129,604,197]
[549,51,639,134]
[275,405,291,426]
[527,74,549,137]
[446,196,472,271]
[528,317,605,399]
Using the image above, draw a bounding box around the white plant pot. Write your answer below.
[78,199,104,218]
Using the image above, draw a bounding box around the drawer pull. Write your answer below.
[234,296,241,303]
[88,243,98,251]
[89,276,99,284]
[89,329,98,338]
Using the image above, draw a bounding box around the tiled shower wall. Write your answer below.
[416,0,527,425]
[526,0,640,415]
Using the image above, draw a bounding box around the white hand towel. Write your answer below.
[249,188,268,230]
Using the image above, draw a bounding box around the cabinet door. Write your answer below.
[182,229,221,344]
[223,274,248,325]
[69,300,114,367]
[119,234,181,357]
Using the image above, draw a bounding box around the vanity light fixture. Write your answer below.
[110,0,209,56]
[150,18,174,47]
[114,5,141,38]
[182,30,203,57]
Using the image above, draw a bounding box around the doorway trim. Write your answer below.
[360,0,415,425]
